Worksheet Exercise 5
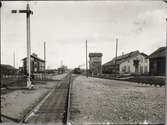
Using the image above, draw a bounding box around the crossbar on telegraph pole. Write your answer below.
[12,4,33,88]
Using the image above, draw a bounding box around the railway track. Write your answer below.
[19,72,72,125]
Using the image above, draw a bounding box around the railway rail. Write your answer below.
[19,72,72,124]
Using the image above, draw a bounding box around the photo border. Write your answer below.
[0,1,166,125]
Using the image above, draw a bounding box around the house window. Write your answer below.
[140,57,143,63]
[128,66,130,72]
[34,67,37,72]
[140,66,143,74]
[31,57,34,61]
[122,66,126,73]
[34,61,37,66]
[144,66,147,73]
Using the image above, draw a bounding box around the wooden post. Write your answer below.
[44,41,46,79]
[165,18,167,125]
[86,40,88,77]
[0,1,2,123]
[12,3,33,88]
[115,38,118,78]
[26,4,32,88]
[13,51,15,68]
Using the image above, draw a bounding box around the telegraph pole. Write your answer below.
[115,38,118,78]
[44,41,46,79]
[26,4,32,88]
[0,1,2,123]
[165,18,167,125]
[86,40,88,77]
[12,3,33,88]
[61,60,63,67]
[13,52,15,68]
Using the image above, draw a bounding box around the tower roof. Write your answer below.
[89,53,103,57]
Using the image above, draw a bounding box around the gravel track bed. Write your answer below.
[70,75,165,124]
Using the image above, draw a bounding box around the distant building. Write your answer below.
[148,47,166,76]
[102,50,149,75]
[89,53,103,76]
[58,65,68,74]
[0,64,18,75]
[22,53,45,74]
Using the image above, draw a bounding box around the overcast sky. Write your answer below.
[1,1,167,69]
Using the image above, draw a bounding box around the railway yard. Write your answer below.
[1,73,165,124]
[1,1,166,125]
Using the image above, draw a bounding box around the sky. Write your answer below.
[1,1,167,69]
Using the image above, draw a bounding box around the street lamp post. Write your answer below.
[12,3,33,88]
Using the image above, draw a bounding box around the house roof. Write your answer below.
[89,53,103,57]
[103,50,148,66]
[22,54,45,62]
[148,47,166,59]
[0,64,17,70]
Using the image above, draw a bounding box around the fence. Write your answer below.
[33,73,59,80]
[1,72,72,88]
[1,74,26,87]
[2,74,25,80]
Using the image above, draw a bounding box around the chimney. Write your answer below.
[32,53,37,57]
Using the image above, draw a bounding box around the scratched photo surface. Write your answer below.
[1,1,166,124]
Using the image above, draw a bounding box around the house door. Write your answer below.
[133,60,139,74]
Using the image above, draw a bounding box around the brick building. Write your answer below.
[22,53,45,74]
[89,53,103,76]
